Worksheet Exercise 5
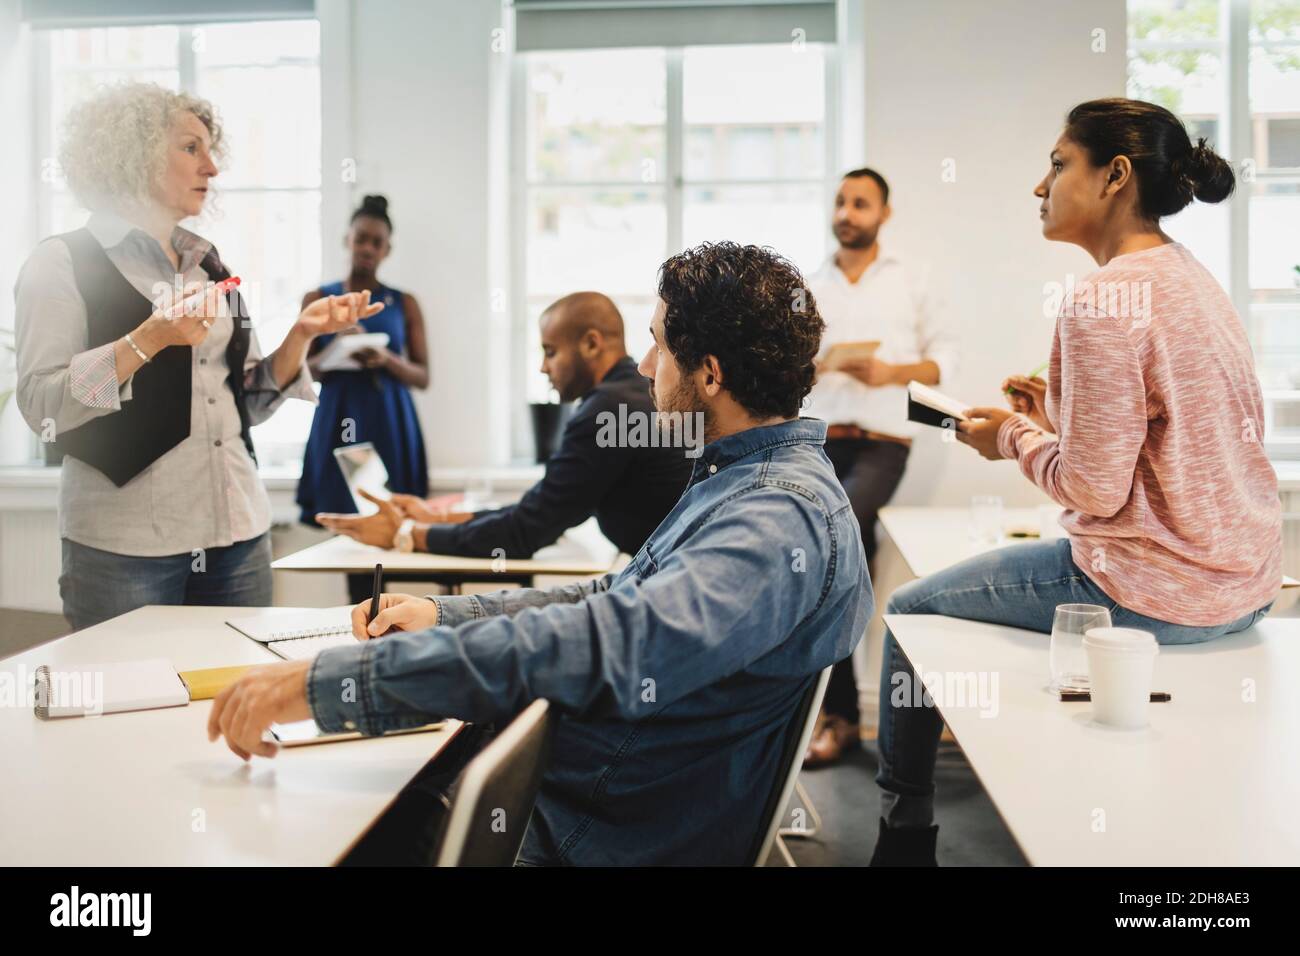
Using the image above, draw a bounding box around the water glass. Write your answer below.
[1050,603,1112,692]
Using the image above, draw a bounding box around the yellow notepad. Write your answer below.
[179,665,255,700]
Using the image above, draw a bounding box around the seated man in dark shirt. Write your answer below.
[317,291,693,558]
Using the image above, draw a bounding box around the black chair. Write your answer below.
[432,699,554,866]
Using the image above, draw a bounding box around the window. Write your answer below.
[514,41,836,432]
[36,19,322,467]
[1128,0,1300,458]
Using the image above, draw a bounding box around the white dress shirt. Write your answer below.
[15,211,316,556]
[803,247,958,439]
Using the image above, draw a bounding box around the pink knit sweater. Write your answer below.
[998,242,1281,626]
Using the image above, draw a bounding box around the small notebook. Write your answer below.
[34,657,189,719]
[907,380,971,429]
[822,339,880,370]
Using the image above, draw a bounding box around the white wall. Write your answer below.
[317,0,510,472]
[858,0,1128,508]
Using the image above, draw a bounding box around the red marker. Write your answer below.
[164,277,241,319]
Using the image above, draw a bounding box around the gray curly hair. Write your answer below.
[58,82,225,211]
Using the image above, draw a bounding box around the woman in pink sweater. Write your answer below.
[872,98,1282,866]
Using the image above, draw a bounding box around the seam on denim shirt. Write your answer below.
[469,595,486,620]
[359,638,380,733]
[555,716,659,862]
[306,653,322,722]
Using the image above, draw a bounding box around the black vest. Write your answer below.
[51,228,257,487]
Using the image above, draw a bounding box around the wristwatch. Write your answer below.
[392,518,416,553]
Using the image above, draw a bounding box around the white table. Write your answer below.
[879,504,1298,595]
[878,505,1061,580]
[273,534,617,591]
[885,613,1300,865]
[0,606,464,866]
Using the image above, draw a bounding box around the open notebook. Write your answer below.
[907,380,971,429]
[226,607,360,660]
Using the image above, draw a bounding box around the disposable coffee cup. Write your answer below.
[1082,627,1158,729]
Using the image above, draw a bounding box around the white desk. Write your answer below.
[886,613,1300,865]
[0,606,464,866]
[879,504,1298,595]
[273,534,617,585]
[878,505,1060,580]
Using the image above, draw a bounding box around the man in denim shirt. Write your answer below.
[209,242,873,865]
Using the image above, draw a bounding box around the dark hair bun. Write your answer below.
[351,194,392,231]
[1181,139,1235,204]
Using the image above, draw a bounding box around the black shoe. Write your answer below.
[868,817,938,866]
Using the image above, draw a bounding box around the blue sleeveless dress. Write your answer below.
[296,282,428,523]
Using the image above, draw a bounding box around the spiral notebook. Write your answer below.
[226,607,359,660]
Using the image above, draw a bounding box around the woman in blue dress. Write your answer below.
[297,195,429,582]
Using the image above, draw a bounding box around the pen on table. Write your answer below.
[1059,691,1172,702]
[1004,361,1049,394]
[366,562,383,629]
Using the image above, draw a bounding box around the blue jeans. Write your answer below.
[876,538,1272,829]
[60,533,273,631]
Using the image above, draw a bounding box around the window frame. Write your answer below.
[507,41,841,461]
[1129,0,1300,459]
[29,19,324,468]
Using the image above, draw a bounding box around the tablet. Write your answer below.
[333,442,390,515]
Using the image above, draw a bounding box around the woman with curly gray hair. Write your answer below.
[14,82,383,630]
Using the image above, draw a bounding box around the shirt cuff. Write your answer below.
[69,343,128,410]
[997,413,1045,460]
[307,635,446,736]
[428,594,486,629]
[307,640,376,734]
[420,522,464,556]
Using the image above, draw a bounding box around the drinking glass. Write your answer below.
[1050,603,1112,692]
[969,495,1004,545]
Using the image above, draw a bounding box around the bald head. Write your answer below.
[542,291,625,346]
[538,291,628,401]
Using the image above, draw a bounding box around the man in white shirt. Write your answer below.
[802,167,959,767]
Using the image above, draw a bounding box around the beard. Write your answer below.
[652,375,716,445]
[833,222,879,250]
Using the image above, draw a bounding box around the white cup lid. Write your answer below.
[1083,626,1158,653]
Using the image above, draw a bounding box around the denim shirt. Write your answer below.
[308,417,873,865]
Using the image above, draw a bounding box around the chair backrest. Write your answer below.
[434,699,553,867]
[749,666,832,866]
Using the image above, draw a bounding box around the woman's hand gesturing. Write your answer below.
[293,289,385,341]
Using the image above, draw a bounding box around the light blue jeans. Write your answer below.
[60,533,273,631]
[876,538,1273,829]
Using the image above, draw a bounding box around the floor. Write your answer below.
[5,605,1027,866]
[779,742,1027,866]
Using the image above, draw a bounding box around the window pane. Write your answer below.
[526,49,666,183]
[682,184,826,277]
[683,44,825,181]
[1252,0,1300,42]
[526,188,667,298]
[1249,179,1300,289]
[1129,0,1221,43]
[193,189,322,354]
[1248,298,1300,388]
[1128,48,1224,115]
[197,63,321,188]
[193,19,320,66]
[1165,197,1231,287]
[1251,44,1300,167]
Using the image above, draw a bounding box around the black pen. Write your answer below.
[366,562,383,629]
